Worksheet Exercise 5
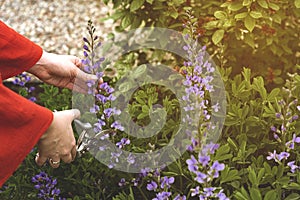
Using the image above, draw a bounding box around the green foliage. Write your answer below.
[104,0,299,82]
[39,84,72,111]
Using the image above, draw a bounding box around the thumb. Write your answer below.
[63,109,81,121]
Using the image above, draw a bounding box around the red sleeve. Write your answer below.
[0,21,43,79]
[0,21,53,187]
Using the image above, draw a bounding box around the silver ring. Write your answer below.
[49,158,60,165]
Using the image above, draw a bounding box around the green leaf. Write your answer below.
[236,187,251,200]
[110,11,126,20]
[212,29,225,45]
[252,77,267,99]
[267,88,280,101]
[284,182,300,190]
[214,11,227,19]
[130,0,145,12]
[235,12,248,19]
[257,0,268,8]
[146,0,154,4]
[250,11,263,19]
[220,166,241,184]
[250,188,262,200]
[284,193,300,200]
[264,190,278,200]
[244,15,256,32]
[132,64,147,79]
[243,0,252,6]
[229,2,244,11]
[295,0,300,8]
[248,168,258,186]
[268,2,280,11]
[244,33,255,48]
[170,10,179,19]
[121,14,134,29]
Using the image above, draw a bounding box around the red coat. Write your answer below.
[0,21,53,187]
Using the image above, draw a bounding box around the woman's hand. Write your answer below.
[35,109,80,168]
[27,51,97,93]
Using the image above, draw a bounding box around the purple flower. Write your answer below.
[153,191,171,200]
[29,97,37,102]
[277,152,290,161]
[116,138,130,148]
[286,134,300,149]
[198,155,210,167]
[191,186,200,196]
[111,121,124,131]
[83,44,89,51]
[96,94,107,103]
[118,178,126,187]
[210,161,225,178]
[212,103,220,112]
[217,190,230,200]
[94,119,105,133]
[203,187,215,197]
[31,172,63,199]
[297,106,300,111]
[287,161,299,173]
[195,171,207,183]
[104,108,113,118]
[127,153,135,164]
[267,150,277,161]
[270,126,277,132]
[90,104,100,113]
[160,176,175,189]
[273,133,280,140]
[140,168,151,177]
[186,155,199,173]
[275,113,281,118]
[174,194,186,200]
[147,181,158,191]
[203,142,220,154]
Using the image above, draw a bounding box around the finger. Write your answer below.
[70,109,81,120]
[73,56,83,69]
[77,68,98,83]
[49,156,60,168]
[61,153,73,163]
[71,145,77,161]
[35,152,48,167]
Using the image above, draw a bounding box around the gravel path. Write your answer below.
[1,0,114,56]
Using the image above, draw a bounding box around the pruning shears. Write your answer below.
[74,119,93,157]
[74,119,115,157]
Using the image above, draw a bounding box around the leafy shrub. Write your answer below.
[104,0,300,82]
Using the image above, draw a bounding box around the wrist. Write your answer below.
[27,51,50,76]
